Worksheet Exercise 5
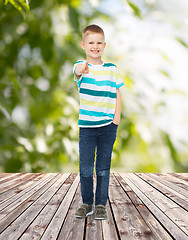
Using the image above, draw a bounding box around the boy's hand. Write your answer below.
[76,61,89,75]
[112,117,120,126]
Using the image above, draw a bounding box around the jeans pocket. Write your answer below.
[111,122,119,127]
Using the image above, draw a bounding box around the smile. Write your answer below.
[91,50,100,53]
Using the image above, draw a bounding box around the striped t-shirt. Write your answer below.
[73,60,124,128]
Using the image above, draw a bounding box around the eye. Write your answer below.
[89,42,93,44]
[98,42,102,44]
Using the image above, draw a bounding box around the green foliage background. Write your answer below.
[0,0,188,173]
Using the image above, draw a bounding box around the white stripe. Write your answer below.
[83,74,116,81]
[89,65,116,71]
[84,72,93,78]
[80,94,116,104]
[116,77,123,85]
[81,83,116,93]
[79,114,112,121]
[80,104,115,114]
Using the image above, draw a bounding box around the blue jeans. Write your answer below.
[79,122,118,206]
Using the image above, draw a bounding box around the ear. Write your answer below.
[80,42,85,50]
[104,42,106,48]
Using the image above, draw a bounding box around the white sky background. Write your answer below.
[91,0,188,152]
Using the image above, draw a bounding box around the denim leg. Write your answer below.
[79,127,97,205]
[95,123,118,206]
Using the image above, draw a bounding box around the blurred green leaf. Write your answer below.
[164,133,179,164]
[127,0,142,18]
[4,0,9,5]
[176,37,188,48]
[69,0,81,8]
[0,105,11,120]
[159,70,169,78]
[123,75,134,89]
[7,0,30,13]
[68,5,80,33]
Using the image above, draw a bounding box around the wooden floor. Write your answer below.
[0,173,187,240]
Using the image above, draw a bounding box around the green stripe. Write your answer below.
[116,82,124,89]
[78,119,112,126]
[82,77,116,87]
[103,63,116,67]
[80,109,114,118]
[74,60,83,65]
[80,88,116,98]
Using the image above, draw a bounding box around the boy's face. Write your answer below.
[81,33,106,61]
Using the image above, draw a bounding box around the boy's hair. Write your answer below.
[82,24,105,41]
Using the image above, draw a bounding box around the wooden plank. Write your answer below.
[0,174,59,232]
[151,173,188,193]
[57,182,85,240]
[0,174,44,204]
[0,173,19,179]
[102,200,119,240]
[84,175,102,240]
[156,173,188,185]
[162,172,188,185]
[0,173,15,180]
[0,173,70,239]
[169,173,188,182]
[0,173,20,184]
[0,173,187,240]
[0,173,55,214]
[120,173,188,240]
[0,173,32,193]
[85,215,103,240]
[19,173,76,240]
[131,174,188,234]
[108,174,152,239]
[40,174,80,240]
[58,174,118,240]
[116,174,172,240]
[148,173,188,198]
[136,173,188,211]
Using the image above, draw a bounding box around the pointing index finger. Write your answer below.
[85,61,88,69]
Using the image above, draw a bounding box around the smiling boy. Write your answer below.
[73,24,124,220]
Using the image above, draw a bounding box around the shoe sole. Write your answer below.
[75,210,94,218]
[94,217,107,220]
[86,210,94,217]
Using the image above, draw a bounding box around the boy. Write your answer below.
[73,24,124,220]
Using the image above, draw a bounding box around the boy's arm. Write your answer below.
[75,61,89,79]
[113,88,122,125]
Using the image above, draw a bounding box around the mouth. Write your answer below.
[91,50,100,54]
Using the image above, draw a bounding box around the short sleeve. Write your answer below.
[116,68,124,89]
[73,60,84,83]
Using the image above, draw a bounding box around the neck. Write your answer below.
[86,57,103,65]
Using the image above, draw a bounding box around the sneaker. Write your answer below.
[94,205,107,220]
[75,204,93,218]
